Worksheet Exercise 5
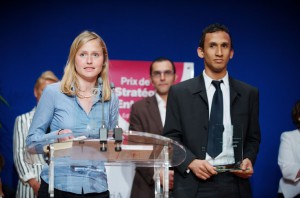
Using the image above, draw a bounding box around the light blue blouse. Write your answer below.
[26,82,119,194]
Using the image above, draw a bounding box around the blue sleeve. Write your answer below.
[26,86,60,153]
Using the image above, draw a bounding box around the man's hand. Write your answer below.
[230,158,253,178]
[188,159,217,180]
[159,169,174,189]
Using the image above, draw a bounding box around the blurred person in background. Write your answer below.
[278,100,300,198]
[129,57,177,198]
[13,70,59,197]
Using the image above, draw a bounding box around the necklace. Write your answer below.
[77,93,94,99]
[77,88,98,99]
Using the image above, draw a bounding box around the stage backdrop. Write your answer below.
[1,1,300,197]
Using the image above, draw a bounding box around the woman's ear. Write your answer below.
[34,88,38,98]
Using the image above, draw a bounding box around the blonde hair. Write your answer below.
[34,70,59,90]
[60,30,111,101]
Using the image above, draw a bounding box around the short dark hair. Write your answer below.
[291,100,300,129]
[149,57,176,76]
[198,23,233,49]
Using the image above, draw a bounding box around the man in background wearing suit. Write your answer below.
[129,57,177,198]
[163,23,261,198]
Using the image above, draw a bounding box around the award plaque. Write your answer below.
[215,125,244,172]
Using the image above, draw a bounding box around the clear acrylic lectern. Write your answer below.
[26,130,186,198]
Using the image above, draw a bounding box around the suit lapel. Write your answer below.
[229,77,239,107]
[146,96,163,133]
[192,74,208,106]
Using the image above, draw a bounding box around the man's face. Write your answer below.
[150,60,176,96]
[197,31,234,79]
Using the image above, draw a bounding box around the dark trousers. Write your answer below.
[1,184,15,198]
[38,179,110,198]
[195,172,242,198]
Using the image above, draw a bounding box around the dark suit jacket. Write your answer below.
[129,96,163,198]
[163,74,261,198]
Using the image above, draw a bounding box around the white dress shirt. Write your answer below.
[203,70,235,166]
[155,93,166,126]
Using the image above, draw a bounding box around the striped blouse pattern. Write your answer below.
[13,108,45,198]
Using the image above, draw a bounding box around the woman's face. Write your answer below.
[34,79,57,102]
[75,39,105,82]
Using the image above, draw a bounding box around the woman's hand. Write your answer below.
[28,178,40,196]
[57,129,74,142]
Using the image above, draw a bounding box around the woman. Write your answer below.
[26,30,119,198]
[13,71,59,198]
[278,100,300,198]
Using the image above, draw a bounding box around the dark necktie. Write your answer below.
[207,80,224,158]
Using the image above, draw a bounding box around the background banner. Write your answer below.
[110,60,194,130]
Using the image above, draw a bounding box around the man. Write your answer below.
[129,57,177,198]
[163,23,261,198]
[13,71,59,198]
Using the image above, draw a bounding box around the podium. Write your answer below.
[26,130,186,198]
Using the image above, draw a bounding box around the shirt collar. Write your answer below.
[155,93,165,107]
[202,70,229,90]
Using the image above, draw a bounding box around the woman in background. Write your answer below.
[13,71,58,198]
[278,100,300,198]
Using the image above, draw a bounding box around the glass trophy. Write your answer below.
[214,124,244,172]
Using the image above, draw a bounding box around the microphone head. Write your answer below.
[110,82,115,89]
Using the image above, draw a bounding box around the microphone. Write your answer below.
[111,82,123,152]
[99,77,108,152]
